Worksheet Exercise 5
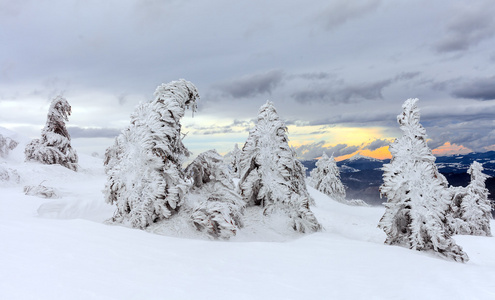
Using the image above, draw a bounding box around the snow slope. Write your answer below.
[1,137,495,299]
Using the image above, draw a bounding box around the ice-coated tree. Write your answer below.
[238,101,320,233]
[378,98,468,262]
[104,79,199,229]
[309,152,346,202]
[230,143,241,178]
[448,162,492,236]
[185,150,245,239]
[0,134,18,158]
[25,96,78,171]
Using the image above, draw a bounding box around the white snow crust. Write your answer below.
[1,135,495,299]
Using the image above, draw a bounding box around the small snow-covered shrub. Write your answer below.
[0,165,20,184]
[448,161,492,236]
[0,134,18,158]
[190,200,239,239]
[24,184,60,199]
[238,101,320,233]
[25,96,78,171]
[186,150,245,239]
[104,79,199,229]
[378,98,468,263]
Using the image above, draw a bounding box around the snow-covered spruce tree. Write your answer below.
[448,162,492,236]
[309,152,346,202]
[104,79,199,229]
[185,150,245,239]
[0,134,18,158]
[238,101,320,233]
[378,98,468,262]
[230,143,241,178]
[25,96,78,171]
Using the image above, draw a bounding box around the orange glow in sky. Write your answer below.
[334,146,392,161]
[432,142,472,156]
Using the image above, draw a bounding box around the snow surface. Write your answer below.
[1,136,495,299]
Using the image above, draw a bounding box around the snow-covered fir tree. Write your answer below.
[238,101,320,233]
[378,98,468,262]
[448,161,492,236]
[309,152,346,202]
[185,150,245,239]
[25,96,78,171]
[230,143,241,178]
[104,79,199,229]
[0,134,18,158]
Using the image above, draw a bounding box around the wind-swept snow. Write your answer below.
[1,139,494,299]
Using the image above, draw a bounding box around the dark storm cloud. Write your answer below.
[293,141,359,160]
[451,76,495,100]
[421,102,495,123]
[435,2,495,53]
[362,139,390,151]
[214,70,285,99]
[68,127,120,138]
[427,120,495,151]
[316,0,381,30]
[308,111,395,126]
[292,72,420,104]
[292,79,391,104]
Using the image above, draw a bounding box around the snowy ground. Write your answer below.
[1,135,495,299]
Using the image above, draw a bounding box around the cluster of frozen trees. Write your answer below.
[104,81,321,239]
[379,98,492,262]
[25,96,78,171]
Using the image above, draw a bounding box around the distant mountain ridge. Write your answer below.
[301,151,495,207]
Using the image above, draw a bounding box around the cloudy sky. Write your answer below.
[1,0,494,160]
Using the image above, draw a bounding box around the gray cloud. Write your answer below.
[0,0,30,18]
[435,2,495,53]
[291,72,335,80]
[293,141,359,160]
[191,119,254,136]
[291,72,420,104]
[394,72,421,81]
[214,70,285,99]
[68,127,121,139]
[292,79,391,104]
[427,119,495,151]
[362,139,390,151]
[316,0,381,30]
[451,76,495,100]
[1,0,495,157]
